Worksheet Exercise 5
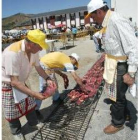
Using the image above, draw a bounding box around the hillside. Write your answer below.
[2,13,34,30]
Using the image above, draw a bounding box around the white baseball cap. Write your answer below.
[70,53,80,67]
[85,0,106,18]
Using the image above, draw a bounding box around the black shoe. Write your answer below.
[35,110,44,121]
[53,97,63,104]
[100,49,105,52]
[96,50,100,53]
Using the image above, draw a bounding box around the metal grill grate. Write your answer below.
[31,82,104,140]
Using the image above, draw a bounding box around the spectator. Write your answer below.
[66,27,72,41]
[92,31,102,53]
[86,0,138,134]
[72,25,78,40]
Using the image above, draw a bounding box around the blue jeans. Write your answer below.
[110,62,129,127]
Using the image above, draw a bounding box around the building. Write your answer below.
[31,0,138,30]
[31,6,92,29]
[111,0,138,25]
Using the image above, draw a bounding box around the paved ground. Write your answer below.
[2,36,138,140]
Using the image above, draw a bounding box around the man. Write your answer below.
[72,25,77,40]
[89,23,94,40]
[86,0,137,134]
[92,31,102,53]
[2,29,56,140]
[36,52,86,114]
[66,27,72,41]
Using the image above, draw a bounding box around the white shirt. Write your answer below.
[2,40,40,82]
[102,10,138,73]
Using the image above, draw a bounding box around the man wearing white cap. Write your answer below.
[36,52,85,114]
[86,0,137,134]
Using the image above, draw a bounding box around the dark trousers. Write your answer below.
[9,109,38,135]
[110,62,129,127]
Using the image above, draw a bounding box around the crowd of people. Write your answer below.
[2,0,138,139]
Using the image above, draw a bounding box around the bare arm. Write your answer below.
[10,76,46,100]
[35,65,49,80]
[55,70,69,89]
[55,70,67,78]
[35,65,57,87]
[55,70,63,76]
[70,71,83,86]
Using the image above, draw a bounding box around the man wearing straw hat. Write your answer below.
[86,0,137,134]
[2,29,56,140]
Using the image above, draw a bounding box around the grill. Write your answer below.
[31,82,104,140]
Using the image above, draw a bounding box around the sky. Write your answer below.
[2,0,111,18]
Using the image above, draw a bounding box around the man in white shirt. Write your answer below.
[2,29,56,140]
[92,31,102,53]
[86,0,137,134]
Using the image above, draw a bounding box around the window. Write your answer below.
[38,18,43,24]
[55,16,61,21]
[80,12,84,19]
[31,19,36,25]
[50,16,55,19]
[70,13,75,20]
[62,15,66,21]
[46,17,50,23]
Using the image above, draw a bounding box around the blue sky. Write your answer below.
[2,0,111,18]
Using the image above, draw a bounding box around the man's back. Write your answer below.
[40,52,71,69]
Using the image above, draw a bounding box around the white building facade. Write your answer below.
[31,1,138,29]
[111,0,138,25]
[31,6,91,29]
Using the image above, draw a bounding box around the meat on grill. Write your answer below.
[68,54,105,105]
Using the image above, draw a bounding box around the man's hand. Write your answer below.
[123,73,135,86]
[80,84,89,93]
[33,92,46,100]
[60,73,69,89]
[42,82,57,97]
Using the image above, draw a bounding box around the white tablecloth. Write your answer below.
[39,39,56,58]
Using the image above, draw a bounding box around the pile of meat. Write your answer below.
[68,54,105,105]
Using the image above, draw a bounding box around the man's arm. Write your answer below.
[10,76,46,100]
[114,19,138,86]
[70,71,88,92]
[115,19,138,73]
[35,65,49,80]
[55,70,69,89]
[70,71,83,86]
[55,70,67,77]
[35,65,57,88]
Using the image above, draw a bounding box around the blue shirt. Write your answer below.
[72,28,77,34]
